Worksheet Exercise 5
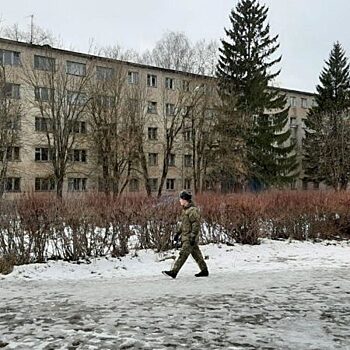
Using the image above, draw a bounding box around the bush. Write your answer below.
[0,189,349,272]
[0,254,16,275]
[198,193,262,245]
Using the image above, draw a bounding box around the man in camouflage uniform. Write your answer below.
[162,190,209,279]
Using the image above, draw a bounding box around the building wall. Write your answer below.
[0,38,315,197]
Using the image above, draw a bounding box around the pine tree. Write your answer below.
[216,0,298,189]
[303,42,350,189]
[314,42,350,113]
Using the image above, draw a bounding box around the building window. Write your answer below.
[97,95,115,109]
[35,178,56,191]
[69,120,87,134]
[6,116,21,130]
[147,101,157,114]
[35,147,54,162]
[35,117,51,132]
[80,121,87,134]
[182,80,190,92]
[166,178,175,190]
[68,178,87,191]
[148,178,158,192]
[165,103,175,116]
[34,55,55,71]
[313,182,319,190]
[289,96,297,107]
[184,178,191,190]
[168,153,175,167]
[0,147,20,162]
[147,74,157,88]
[165,77,175,90]
[96,66,113,81]
[148,153,158,166]
[129,178,139,192]
[0,50,21,66]
[148,127,158,140]
[128,71,139,84]
[4,83,20,99]
[184,154,192,167]
[183,129,193,142]
[34,86,53,101]
[68,149,87,163]
[66,61,86,76]
[301,98,308,109]
[128,98,140,112]
[3,177,21,192]
[290,117,297,128]
[67,91,88,105]
[6,147,20,161]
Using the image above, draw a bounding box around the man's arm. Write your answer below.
[188,209,200,245]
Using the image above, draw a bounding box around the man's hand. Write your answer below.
[189,234,196,246]
[174,233,180,243]
[173,233,181,248]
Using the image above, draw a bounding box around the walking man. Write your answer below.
[162,190,209,279]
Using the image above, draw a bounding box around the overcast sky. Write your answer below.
[1,0,350,93]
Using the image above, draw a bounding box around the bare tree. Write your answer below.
[156,86,186,197]
[88,40,142,64]
[191,39,219,76]
[0,65,22,197]
[127,84,153,196]
[142,31,219,76]
[155,78,217,197]
[22,49,92,197]
[312,110,350,190]
[185,80,218,193]
[86,61,138,195]
[2,22,62,47]
[147,31,194,72]
[88,32,219,76]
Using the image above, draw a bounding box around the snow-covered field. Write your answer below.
[1,239,350,349]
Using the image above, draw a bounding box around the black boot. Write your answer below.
[195,269,209,277]
[162,270,177,279]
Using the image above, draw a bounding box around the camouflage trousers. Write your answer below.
[173,241,208,274]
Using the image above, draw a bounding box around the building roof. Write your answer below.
[0,37,315,96]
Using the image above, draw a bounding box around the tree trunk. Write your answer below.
[56,177,64,198]
[157,157,169,198]
[139,148,151,196]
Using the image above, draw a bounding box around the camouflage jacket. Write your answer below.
[178,202,201,243]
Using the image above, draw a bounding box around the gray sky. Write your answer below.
[1,0,350,93]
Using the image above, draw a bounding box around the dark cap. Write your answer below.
[179,190,192,201]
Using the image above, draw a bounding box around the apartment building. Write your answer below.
[0,37,315,197]
[279,88,316,190]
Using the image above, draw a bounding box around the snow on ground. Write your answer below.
[1,238,349,281]
[1,239,350,350]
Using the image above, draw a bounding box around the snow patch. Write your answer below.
[1,239,349,281]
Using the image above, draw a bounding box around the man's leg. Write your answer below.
[191,244,208,272]
[172,241,192,275]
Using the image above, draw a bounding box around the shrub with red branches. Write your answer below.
[1,190,349,273]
